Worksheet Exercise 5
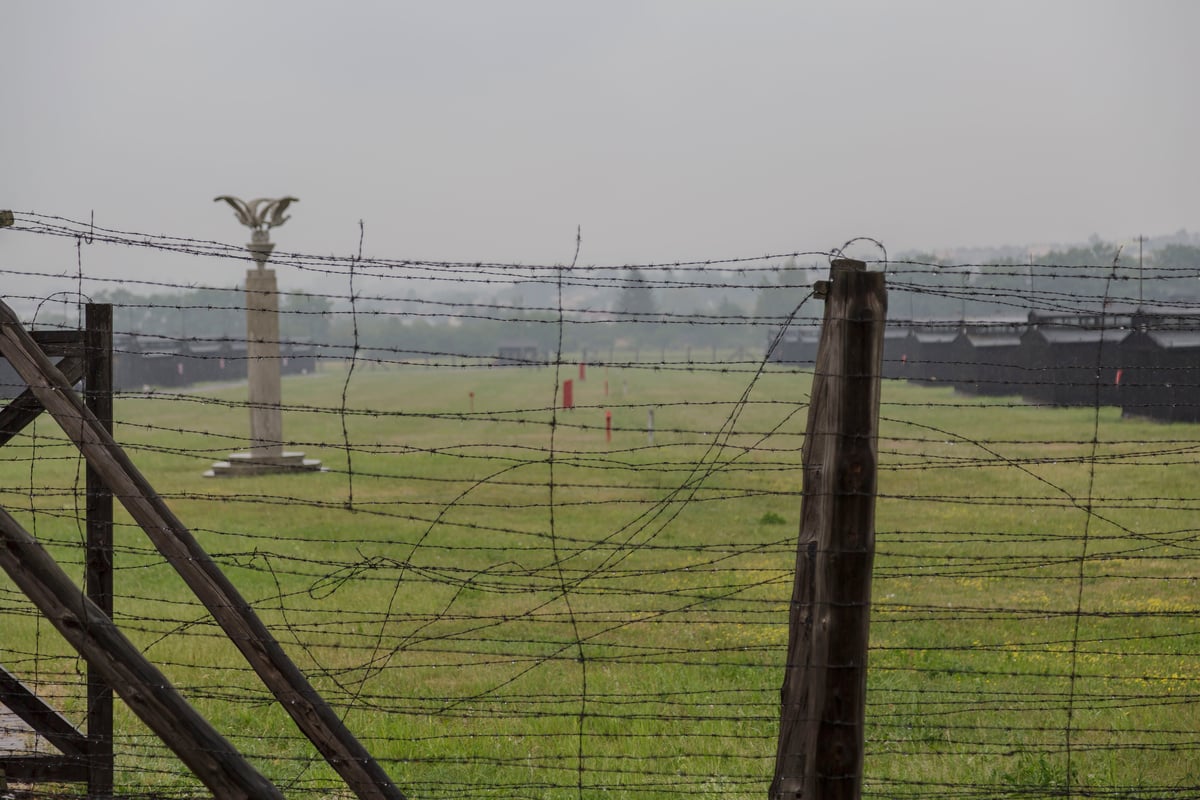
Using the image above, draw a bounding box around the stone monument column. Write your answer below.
[245,234,283,457]
[206,197,322,477]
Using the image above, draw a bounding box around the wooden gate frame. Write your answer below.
[0,304,114,795]
[0,301,406,799]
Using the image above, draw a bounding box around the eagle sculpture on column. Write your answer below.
[214,196,299,231]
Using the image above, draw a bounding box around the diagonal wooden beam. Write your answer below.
[0,507,284,799]
[0,356,84,447]
[0,300,407,800]
[0,664,87,757]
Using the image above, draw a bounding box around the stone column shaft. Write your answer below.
[246,268,283,458]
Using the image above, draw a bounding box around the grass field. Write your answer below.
[1,355,1198,798]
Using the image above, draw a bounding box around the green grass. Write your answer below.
[1,360,1197,798]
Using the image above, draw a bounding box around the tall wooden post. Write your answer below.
[84,303,114,799]
[770,259,887,800]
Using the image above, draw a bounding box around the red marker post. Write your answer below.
[605,410,612,443]
[562,379,574,410]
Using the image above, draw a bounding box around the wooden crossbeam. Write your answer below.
[0,754,90,784]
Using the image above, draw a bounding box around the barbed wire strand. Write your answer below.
[0,216,1197,798]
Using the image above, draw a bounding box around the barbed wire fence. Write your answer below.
[0,211,1198,798]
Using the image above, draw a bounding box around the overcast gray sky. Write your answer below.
[3,1,1198,290]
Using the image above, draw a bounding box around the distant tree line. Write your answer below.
[64,271,769,362]
[27,241,1200,362]
[892,242,1200,320]
[68,287,335,345]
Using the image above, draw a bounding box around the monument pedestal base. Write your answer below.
[204,451,325,478]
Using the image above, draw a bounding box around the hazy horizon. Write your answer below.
[4,1,1198,294]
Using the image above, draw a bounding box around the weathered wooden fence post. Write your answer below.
[84,303,115,799]
[770,258,887,800]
